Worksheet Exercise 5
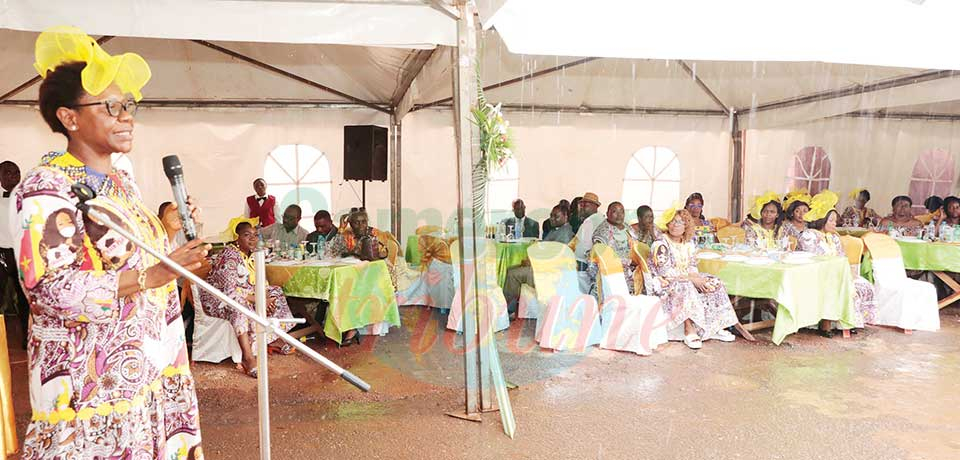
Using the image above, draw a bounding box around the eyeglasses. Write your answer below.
[70,99,138,117]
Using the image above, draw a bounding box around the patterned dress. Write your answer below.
[587,220,637,296]
[742,221,777,250]
[647,236,738,339]
[15,152,203,459]
[776,221,807,248]
[797,229,877,327]
[839,206,881,228]
[200,244,294,350]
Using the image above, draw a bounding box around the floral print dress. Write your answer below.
[647,236,738,339]
[200,244,294,350]
[15,152,203,459]
[587,220,637,296]
[742,221,777,250]
[797,229,877,327]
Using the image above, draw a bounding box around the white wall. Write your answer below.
[743,116,960,216]
[0,105,392,237]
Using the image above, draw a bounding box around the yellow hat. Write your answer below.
[848,188,865,200]
[655,202,682,230]
[783,188,812,210]
[34,26,152,101]
[221,216,260,241]
[749,191,781,220]
[803,190,839,222]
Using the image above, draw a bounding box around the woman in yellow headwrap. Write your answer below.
[777,189,812,245]
[16,27,207,458]
[797,191,877,337]
[840,189,881,228]
[647,205,738,349]
[741,192,783,249]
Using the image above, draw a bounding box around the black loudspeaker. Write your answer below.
[343,125,388,181]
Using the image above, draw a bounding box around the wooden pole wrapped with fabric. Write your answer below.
[390,113,402,238]
[730,111,745,222]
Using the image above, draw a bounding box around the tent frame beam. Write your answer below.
[417,102,728,117]
[677,60,731,116]
[391,49,437,107]
[0,36,115,103]
[423,0,460,20]
[191,39,392,114]
[412,57,602,112]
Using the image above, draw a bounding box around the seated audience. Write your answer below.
[797,190,877,336]
[543,199,571,236]
[543,204,575,243]
[778,191,812,244]
[935,195,960,238]
[630,205,659,246]
[917,196,943,225]
[502,199,539,238]
[573,192,604,270]
[307,209,338,246]
[261,204,309,247]
[648,207,738,349]
[325,209,388,261]
[840,188,881,228]
[569,196,583,233]
[878,195,922,236]
[741,192,782,249]
[201,222,296,377]
[587,202,638,296]
[503,204,574,316]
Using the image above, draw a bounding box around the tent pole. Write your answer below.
[448,0,483,420]
[390,113,402,237]
[730,111,744,222]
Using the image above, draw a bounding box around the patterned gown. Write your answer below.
[797,229,877,327]
[200,244,294,350]
[587,220,637,296]
[15,152,202,459]
[647,236,738,339]
[839,206,881,228]
[742,221,777,250]
[776,221,807,248]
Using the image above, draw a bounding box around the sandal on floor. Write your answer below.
[238,363,258,378]
[268,343,295,355]
[711,329,736,342]
[683,334,703,350]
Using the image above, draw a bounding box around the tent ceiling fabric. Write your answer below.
[0,0,456,48]
[487,0,960,71]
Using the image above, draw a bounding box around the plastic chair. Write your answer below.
[527,242,601,352]
[591,244,668,355]
[838,234,864,273]
[861,233,940,332]
[397,230,456,309]
[446,239,510,333]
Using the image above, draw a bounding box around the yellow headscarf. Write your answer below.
[783,188,812,210]
[848,188,865,200]
[655,202,682,230]
[749,191,781,220]
[803,190,839,222]
[221,216,260,242]
[34,26,152,101]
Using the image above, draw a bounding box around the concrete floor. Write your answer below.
[8,305,960,460]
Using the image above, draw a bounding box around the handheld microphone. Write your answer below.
[162,155,198,241]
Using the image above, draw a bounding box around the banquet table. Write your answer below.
[861,239,960,309]
[698,254,858,345]
[836,227,871,238]
[265,258,400,343]
[495,238,536,287]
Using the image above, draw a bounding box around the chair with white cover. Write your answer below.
[862,233,940,333]
[527,242,601,352]
[397,227,455,309]
[446,239,510,333]
[591,243,668,355]
[517,284,542,319]
[188,280,242,364]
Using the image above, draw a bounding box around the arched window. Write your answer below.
[786,146,831,194]
[909,149,955,210]
[621,146,681,216]
[263,144,333,230]
[486,158,519,224]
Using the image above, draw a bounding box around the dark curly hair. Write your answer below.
[38,61,87,138]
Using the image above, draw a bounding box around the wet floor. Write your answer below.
[8,305,960,459]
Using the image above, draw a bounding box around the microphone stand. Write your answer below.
[72,185,370,460]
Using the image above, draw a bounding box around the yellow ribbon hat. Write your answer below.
[782,188,812,210]
[803,190,839,222]
[749,191,781,220]
[34,26,151,101]
[655,202,682,230]
[220,216,260,242]
[848,188,865,200]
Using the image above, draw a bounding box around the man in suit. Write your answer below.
[502,199,539,238]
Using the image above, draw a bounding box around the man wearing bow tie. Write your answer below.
[243,178,280,227]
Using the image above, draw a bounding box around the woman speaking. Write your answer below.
[15,27,207,458]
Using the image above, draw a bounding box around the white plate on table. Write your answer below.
[745,257,774,266]
[721,254,748,262]
[696,251,722,260]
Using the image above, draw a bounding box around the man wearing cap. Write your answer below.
[574,192,604,268]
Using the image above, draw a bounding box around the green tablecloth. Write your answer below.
[861,240,960,282]
[405,235,421,266]
[698,255,857,345]
[496,239,535,287]
[265,260,400,344]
